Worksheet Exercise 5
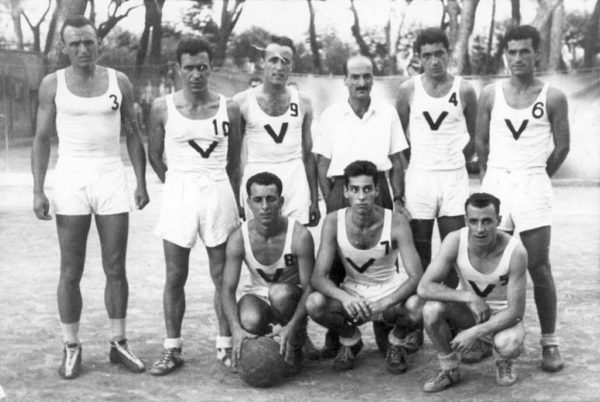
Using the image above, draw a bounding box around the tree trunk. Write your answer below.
[136,0,165,68]
[212,0,245,67]
[548,2,564,72]
[10,0,24,50]
[349,0,379,74]
[583,0,600,67]
[446,0,460,56]
[453,0,479,75]
[485,0,496,74]
[511,0,520,26]
[307,0,323,74]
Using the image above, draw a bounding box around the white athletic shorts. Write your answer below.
[481,168,552,233]
[241,158,310,224]
[52,158,130,215]
[155,172,239,248]
[405,167,469,220]
[340,274,405,321]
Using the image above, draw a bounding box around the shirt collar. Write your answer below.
[343,98,377,119]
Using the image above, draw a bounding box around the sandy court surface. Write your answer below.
[0,145,599,401]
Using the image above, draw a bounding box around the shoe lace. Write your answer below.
[405,331,419,346]
[335,346,353,362]
[387,345,405,362]
[66,345,79,361]
[157,349,175,366]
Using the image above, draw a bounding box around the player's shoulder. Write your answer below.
[291,219,313,246]
[391,210,410,228]
[443,228,462,248]
[232,87,252,103]
[545,84,568,106]
[226,225,245,250]
[322,210,339,228]
[226,97,241,114]
[458,76,476,94]
[478,81,496,106]
[398,75,416,92]
[39,72,58,95]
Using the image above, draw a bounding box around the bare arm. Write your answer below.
[147,98,167,183]
[469,243,527,337]
[117,72,148,209]
[226,99,243,212]
[221,229,255,365]
[300,93,320,226]
[395,79,413,134]
[367,213,422,314]
[275,224,315,354]
[545,87,570,177]
[461,79,478,162]
[31,74,57,220]
[316,154,332,202]
[389,152,410,219]
[475,84,495,181]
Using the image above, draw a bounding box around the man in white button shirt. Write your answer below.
[313,54,410,357]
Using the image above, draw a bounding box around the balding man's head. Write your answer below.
[344,55,374,102]
[343,55,373,77]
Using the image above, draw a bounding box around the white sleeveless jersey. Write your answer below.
[244,87,304,164]
[241,218,300,294]
[488,81,554,171]
[55,68,122,161]
[456,227,519,311]
[408,75,469,170]
[164,93,230,180]
[337,208,402,286]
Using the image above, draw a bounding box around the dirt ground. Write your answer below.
[0,144,599,401]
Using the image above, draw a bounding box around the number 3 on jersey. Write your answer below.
[109,94,119,110]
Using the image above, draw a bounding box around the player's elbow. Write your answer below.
[417,280,432,300]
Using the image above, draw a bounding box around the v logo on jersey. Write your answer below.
[188,140,218,158]
[256,268,283,283]
[504,119,528,140]
[346,257,375,273]
[468,281,495,298]
[264,123,289,144]
[423,111,449,131]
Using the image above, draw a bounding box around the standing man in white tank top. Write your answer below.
[31,16,149,379]
[233,36,320,227]
[222,172,315,376]
[147,38,243,375]
[476,25,570,373]
[418,193,528,391]
[396,28,477,280]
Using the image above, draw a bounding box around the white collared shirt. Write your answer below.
[314,99,408,177]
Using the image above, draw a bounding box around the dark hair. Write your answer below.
[503,25,541,51]
[343,160,378,187]
[465,192,501,215]
[60,16,97,42]
[342,54,374,77]
[413,27,449,54]
[246,172,283,197]
[268,35,296,56]
[176,37,213,64]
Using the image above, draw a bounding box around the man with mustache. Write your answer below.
[313,55,410,357]
[147,38,243,374]
[476,25,570,373]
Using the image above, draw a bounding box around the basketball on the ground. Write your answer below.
[237,337,285,388]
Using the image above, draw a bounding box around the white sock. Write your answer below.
[110,318,126,342]
[61,322,80,345]
[438,351,459,371]
[164,337,183,350]
[339,328,361,346]
[540,333,560,347]
[216,336,232,349]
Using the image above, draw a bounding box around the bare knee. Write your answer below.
[165,267,187,290]
[422,300,446,325]
[268,284,301,306]
[405,294,425,323]
[306,292,327,320]
[238,296,271,335]
[493,324,525,359]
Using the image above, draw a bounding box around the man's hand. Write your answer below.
[467,295,491,324]
[365,298,386,318]
[267,322,298,356]
[134,186,149,210]
[450,326,480,354]
[231,328,257,367]
[394,199,412,220]
[342,295,371,323]
[307,202,321,227]
[33,192,52,220]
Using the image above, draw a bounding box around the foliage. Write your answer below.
[228,25,272,68]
